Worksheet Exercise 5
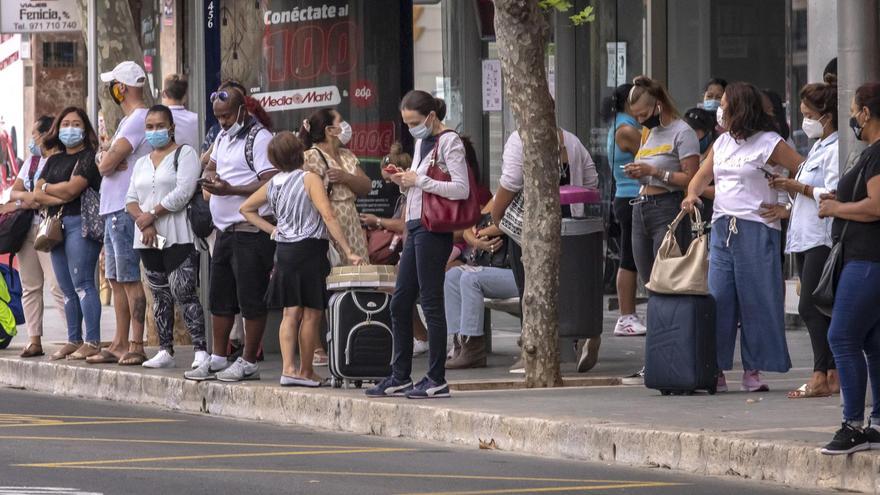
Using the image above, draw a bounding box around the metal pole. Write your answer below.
[838,0,880,173]
[87,0,98,125]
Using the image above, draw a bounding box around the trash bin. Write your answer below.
[557,216,604,362]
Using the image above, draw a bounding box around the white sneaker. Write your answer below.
[413,338,429,356]
[142,350,175,369]
[613,314,647,336]
[191,350,210,369]
[216,357,260,382]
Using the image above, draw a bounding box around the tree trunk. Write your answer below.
[76,0,153,136]
[493,0,563,387]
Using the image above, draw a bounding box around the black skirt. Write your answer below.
[265,238,331,310]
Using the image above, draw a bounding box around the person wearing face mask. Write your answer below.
[300,109,371,262]
[124,105,208,369]
[0,115,65,358]
[701,77,727,114]
[765,80,839,400]
[366,90,470,399]
[32,108,103,361]
[684,82,804,394]
[95,61,151,366]
[816,82,880,455]
[185,85,277,383]
[683,107,720,223]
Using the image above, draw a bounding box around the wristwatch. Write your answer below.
[148,208,157,216]
[376,218,383,229]
[15,200,22,210]
[41,183,49,193]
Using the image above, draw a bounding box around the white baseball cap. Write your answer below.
[100,61,146,87]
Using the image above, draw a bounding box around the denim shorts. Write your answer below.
[103,210,141,283]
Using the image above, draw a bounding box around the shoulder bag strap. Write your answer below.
[312,147,334,195]
[244,125,263,173]
[172,146,184,171]
[430,129,458,171]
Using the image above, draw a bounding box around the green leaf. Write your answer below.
[538,0,573,12]
[569,6,596,25]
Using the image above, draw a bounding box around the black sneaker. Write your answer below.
[864,425,880,449]
[821,423,870,455]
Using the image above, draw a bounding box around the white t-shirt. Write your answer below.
[209,124,274,231]
[17,156,48,225]
[101,107,151,214]
[712,131,784,229]
[169,105,200,150]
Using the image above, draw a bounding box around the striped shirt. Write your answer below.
[267,170,328,243]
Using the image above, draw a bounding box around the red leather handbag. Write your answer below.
[421,133,482,233]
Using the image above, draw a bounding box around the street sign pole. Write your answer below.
[87,0,98,126]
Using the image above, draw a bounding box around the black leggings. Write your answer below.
[796,246,835,373]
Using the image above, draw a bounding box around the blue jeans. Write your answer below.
[391,221,452,383]
[103,210,141,282]
[709,216,791,372]
[50,215,102,343]
[444,266,518,337]
[828,260,880,424]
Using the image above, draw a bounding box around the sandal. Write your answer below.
[118,340,146,366]
[20,343,44,358]
[50,342,82,361]
[86,349,121,364]
[68,342,101,361]
[118,351,148,366]
[787,383,832,399]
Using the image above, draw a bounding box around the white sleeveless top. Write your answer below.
[267,170,328,243]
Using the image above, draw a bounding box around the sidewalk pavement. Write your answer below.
[1,286,875,493]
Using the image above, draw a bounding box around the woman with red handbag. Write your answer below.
[366,91,474,400]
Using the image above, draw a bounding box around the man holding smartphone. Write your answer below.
[185,87,277,382]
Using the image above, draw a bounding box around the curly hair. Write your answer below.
[723,82,778,142]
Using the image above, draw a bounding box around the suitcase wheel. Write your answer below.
[661,390,672,396]
[707,384,717,395]
[331,377,341,389]
[354,380,363,389]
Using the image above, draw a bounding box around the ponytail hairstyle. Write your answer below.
[628,76,679,118]
[459,134,481,183]
[800,81,838,130]
[298,108,337,149]
[400,90,447,120]
[601,83,634,123]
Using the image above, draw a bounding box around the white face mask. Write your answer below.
[802,116,825,139]
[337,120,352,145]
[409,114,433,140]
[716,106,726,130]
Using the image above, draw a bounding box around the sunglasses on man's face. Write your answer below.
[210,91,231,103]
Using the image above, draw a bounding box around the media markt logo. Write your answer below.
[254,86,342,113]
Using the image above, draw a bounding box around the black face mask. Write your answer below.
[641,107,661,129]
[850,115,864,141]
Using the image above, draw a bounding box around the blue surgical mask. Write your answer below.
[145,129,171,149]
[59,127,84,148]
[408,114,432,140]
[28,139,40,157]
[702,99,721,112]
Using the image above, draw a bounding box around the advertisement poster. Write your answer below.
[257,1,412,217]
[1,0,80,33]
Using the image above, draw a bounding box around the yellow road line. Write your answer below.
[0,419,181,428]
[395,483,686,495]
[16,464,667,485]
[0,434,373,450]
[16,447,415,467]
[0,414,169,420]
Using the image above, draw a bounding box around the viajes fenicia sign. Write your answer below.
[1,0,81,33]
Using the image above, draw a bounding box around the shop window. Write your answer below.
[42,42,76,69]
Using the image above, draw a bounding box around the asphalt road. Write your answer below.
[0,388,827,495]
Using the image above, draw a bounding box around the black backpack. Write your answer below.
[0,157,39,254]
[173,146,214,239]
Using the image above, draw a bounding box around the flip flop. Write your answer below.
[85,349,120,364]
[118,351,147,366]
[787,383,832,399]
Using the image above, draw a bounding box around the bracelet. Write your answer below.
[376,218,383,229]
[801,184,808,196]
[662,170,671,183]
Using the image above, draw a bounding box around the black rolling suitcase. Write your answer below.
[644,293,718,395]
[326,290,393,389]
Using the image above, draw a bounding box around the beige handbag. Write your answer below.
[34,208,64,253]
[645,208,709,295]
